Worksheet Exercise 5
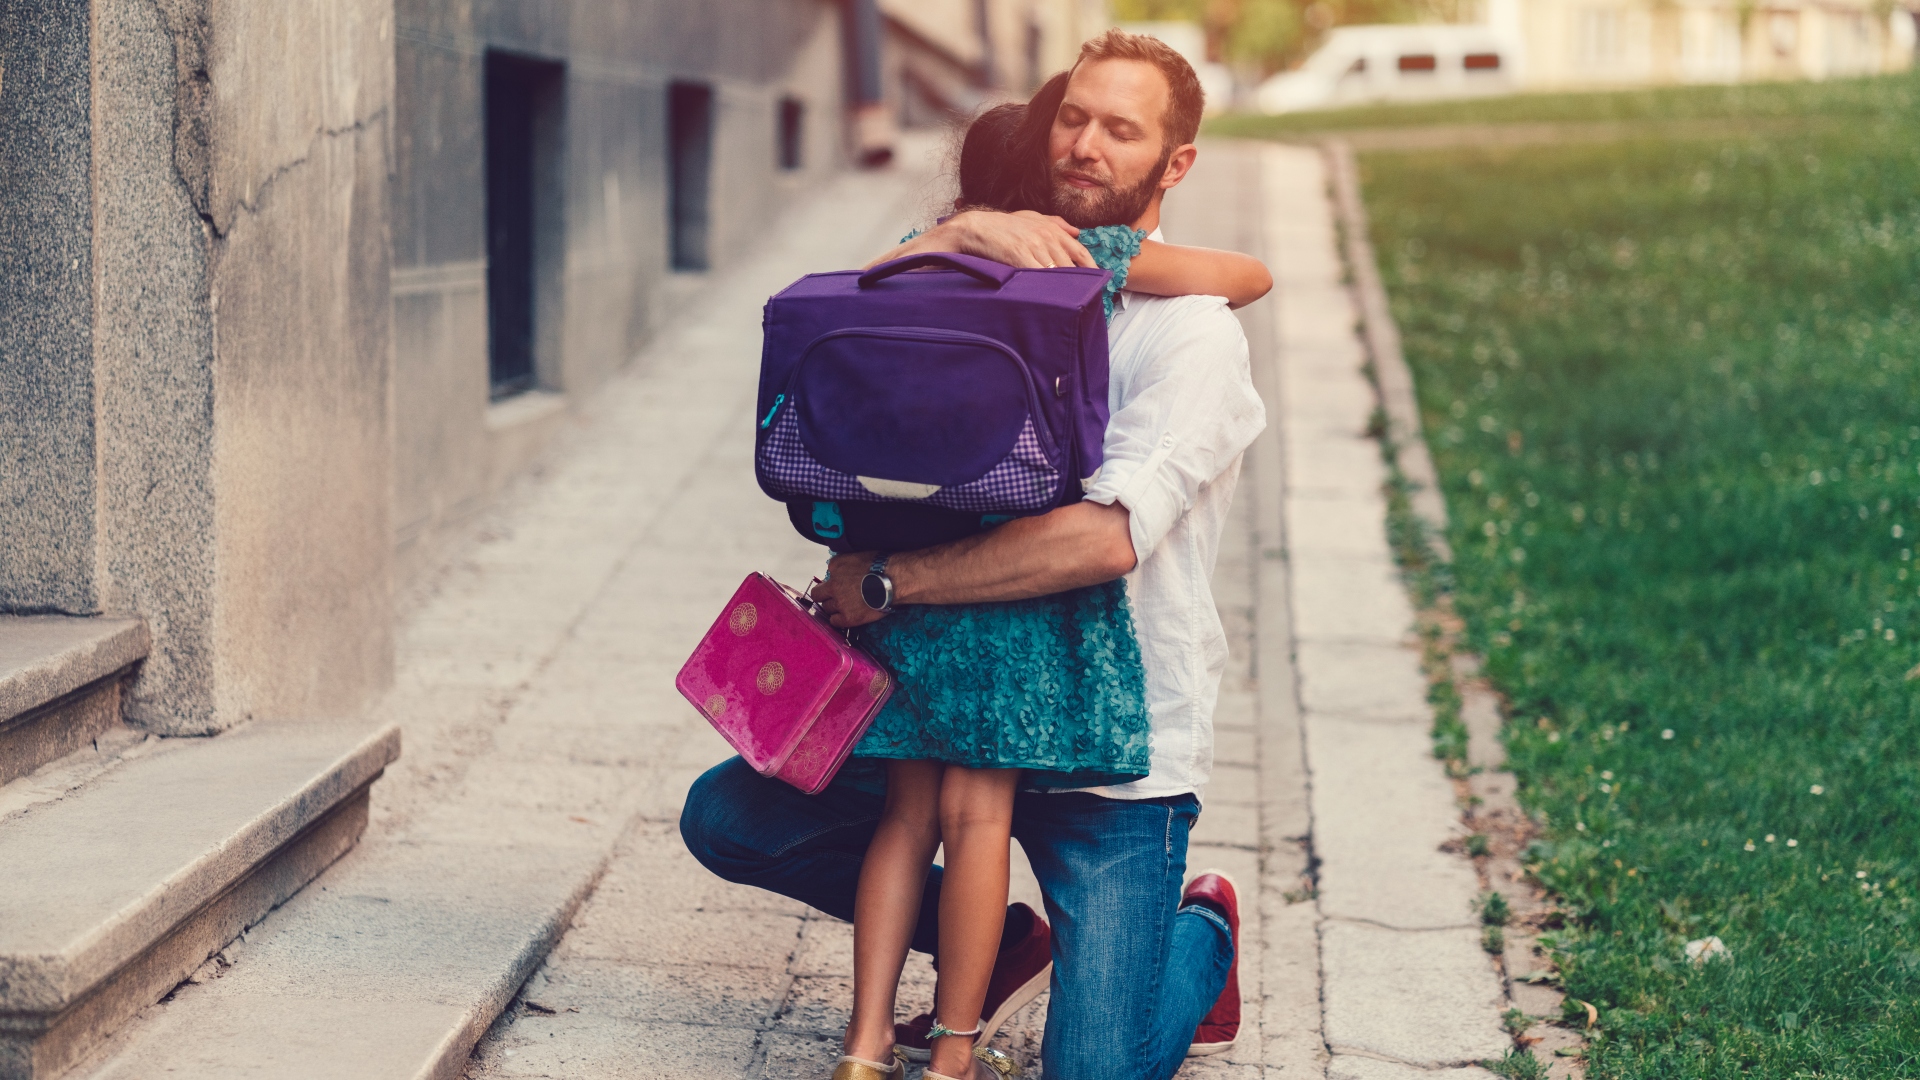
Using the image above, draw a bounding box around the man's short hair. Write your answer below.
[1073,29,1206,148]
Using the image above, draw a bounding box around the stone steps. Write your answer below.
[64,816,607,1080]
[0,618,400,1080]
[0,618,147,788]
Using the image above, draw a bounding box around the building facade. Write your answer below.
[387,1,856,583]
[1495,0,1915,87]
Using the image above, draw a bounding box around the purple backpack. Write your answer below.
[756,252,1113,551]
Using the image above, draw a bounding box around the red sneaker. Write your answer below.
[1183,871,1241,1057]
[895,902,1053,1062]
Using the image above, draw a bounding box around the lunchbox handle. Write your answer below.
[856,252,1016,290]
[784,576,857,643]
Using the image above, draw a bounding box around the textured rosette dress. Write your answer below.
[846,226,1153,789]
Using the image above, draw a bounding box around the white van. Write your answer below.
[1257,24,1518,113]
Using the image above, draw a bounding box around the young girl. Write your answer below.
[827,78,1270,1080]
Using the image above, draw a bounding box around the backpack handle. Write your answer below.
[856,252,1016,290]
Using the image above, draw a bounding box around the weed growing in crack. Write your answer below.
[1484,924,1508,954]
[1482,1046,1550,1080]
[1483,890,1513,926]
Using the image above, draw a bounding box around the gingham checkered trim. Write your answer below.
[758,397,1061,512]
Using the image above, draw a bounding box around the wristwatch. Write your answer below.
[860,553,895,613]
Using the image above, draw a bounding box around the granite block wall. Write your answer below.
[0,1,97,614]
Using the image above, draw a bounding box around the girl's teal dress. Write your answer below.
[846,226,1151,789]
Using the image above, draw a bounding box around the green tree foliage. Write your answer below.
[1113,0,1464,75]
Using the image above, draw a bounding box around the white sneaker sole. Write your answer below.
[896,960,1053,1063]
[1186,1036,1237,1057]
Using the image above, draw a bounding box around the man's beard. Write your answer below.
[1047,144,1174,229]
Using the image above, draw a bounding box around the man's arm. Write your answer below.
[810,501,1135,629]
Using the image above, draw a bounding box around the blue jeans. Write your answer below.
[680,757,1234,1080]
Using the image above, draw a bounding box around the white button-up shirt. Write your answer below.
[1063,277,1266,803]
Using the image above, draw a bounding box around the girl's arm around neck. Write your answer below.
[1124,241,1272,309]
[863,210,1095,271]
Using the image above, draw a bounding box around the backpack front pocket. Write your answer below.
[757,326,1064,513]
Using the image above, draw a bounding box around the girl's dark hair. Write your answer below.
[954,72,1068,215]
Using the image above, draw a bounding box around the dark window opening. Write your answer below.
[484,51,565,398]
[1464,52,1502,70]
[1343,57,1368,77]
[778,96,805,171]
[669,81,716,271]
[1397,53,1438,72]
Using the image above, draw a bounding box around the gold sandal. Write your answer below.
[829,1051,904,1080]
[922,1046,1022,1080]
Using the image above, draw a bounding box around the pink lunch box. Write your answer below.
[676,572,893,794]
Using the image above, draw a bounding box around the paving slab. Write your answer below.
[1288,557,1416,646]
[1328,1056,1498,1080]
[1286,434,1390,498]
[1307,716,1479,932]
[1286,493,1396,561]
[1320,923,1510,1067]
[1294,641,1429,723]
[478,1014,765,1078]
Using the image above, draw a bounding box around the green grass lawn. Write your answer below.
[1208,73,1918,136]
[1345,75,1920,1076]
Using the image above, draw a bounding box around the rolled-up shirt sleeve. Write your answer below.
[1083,295,1267,563]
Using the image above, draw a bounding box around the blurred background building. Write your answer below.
[1499,0,1917,88]
[1112,0,1916,110]
[1250,0,1918,110]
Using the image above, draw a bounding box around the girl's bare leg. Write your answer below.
[845,759,945,1062]
[927,765,1022,1078]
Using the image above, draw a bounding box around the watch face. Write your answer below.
[861,573,888,610]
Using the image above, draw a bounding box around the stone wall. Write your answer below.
[1,0,395,734]
[195,3,396,727]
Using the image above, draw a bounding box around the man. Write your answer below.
[680,30,1265,1078]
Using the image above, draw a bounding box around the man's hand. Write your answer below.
[868,210,1096,272]
[810,551,890,630]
